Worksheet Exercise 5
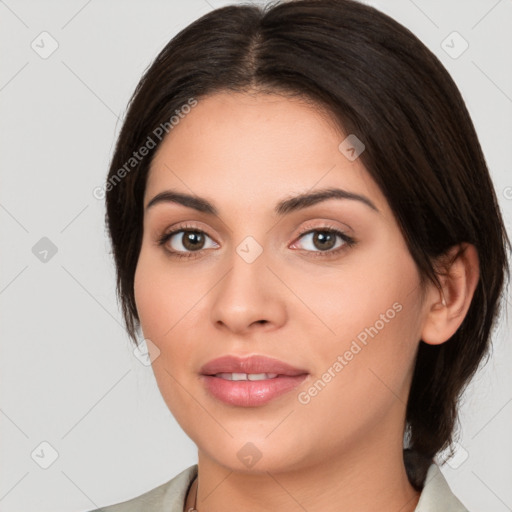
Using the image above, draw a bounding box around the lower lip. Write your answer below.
[200,374,308,407]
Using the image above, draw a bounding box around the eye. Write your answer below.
[157,223,356,260]
[291,226,356,256]
[157,225,219,258]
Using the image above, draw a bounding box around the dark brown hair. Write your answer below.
[104,0,510,490]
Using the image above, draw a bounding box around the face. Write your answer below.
[134,91,429,472]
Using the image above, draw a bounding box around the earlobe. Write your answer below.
[421,243,480,346]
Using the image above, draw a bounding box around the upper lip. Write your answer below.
[200,355,309,376]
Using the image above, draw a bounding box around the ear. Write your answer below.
[421,243,480,345]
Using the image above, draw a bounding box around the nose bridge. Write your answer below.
[235,234,265,266]
[221,233,270,306]
[209,233,287,332]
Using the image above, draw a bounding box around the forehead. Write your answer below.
[144,91,388,216]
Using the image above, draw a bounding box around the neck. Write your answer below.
[185,431,421,512]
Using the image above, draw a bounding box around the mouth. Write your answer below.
[200,373,308,407]
[199,355,309,407]
[208,372,286,380]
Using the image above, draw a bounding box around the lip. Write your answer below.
[200,354,308,376]
[199,355,309,407]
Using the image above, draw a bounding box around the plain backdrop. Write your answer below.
[1,1,511,511]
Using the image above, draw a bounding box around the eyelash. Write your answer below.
[156,222,356,260]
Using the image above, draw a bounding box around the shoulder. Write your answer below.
[414,463,470,512]
[86,464,198,512]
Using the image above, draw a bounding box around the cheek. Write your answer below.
[292,278,422,446]
[290,246,420,340]
[295,247,423,392]
[134,252,164,338]
[134,248,202,341]
[134,250,201,420]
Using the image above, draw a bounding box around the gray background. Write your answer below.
[1,0,511,511]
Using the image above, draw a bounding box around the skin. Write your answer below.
[133,91,479,512]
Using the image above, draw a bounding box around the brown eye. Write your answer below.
[158,228,219,256]
[295,228,352,253]
[169,230,212,252]
[179,231,205,251]
[311,231,337,250]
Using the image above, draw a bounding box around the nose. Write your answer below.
[209,242,288,335]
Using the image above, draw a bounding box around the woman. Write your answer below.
[90,0,510,510]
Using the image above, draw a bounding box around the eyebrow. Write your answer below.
[145,187,379,215]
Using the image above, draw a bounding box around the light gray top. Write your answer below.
[88,462,469,512]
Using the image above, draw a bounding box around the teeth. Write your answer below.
[215,372,279,381]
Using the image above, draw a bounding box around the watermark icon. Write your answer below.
[441,31,469,60]
[435,441,469,469]
[93,97,198,200]
[236,236,263,263]
[338,134,365,161]
[31,31,59,59]
[133,338,161,366]
[297,301,403,405]
[503,186,512,200]
[32,237,58,263]
[31,441,59,469]
[237,442,262,468]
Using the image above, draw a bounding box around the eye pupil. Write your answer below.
[183,231,204,251]
[314,231,336,250]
